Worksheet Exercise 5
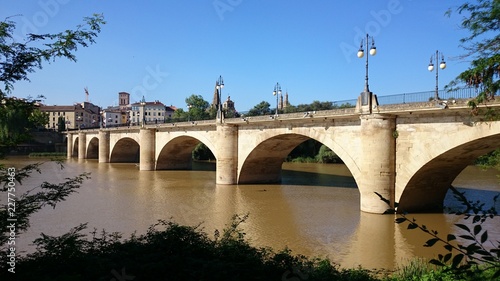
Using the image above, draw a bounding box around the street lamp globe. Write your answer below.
[439,61,446,69]
[357,49,364,58]
[428,63,434,71]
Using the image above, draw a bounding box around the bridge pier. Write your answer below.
[99,131,110,163]
[67,133,73,159]
[359,114,396,214]
[139,128,156,170]
[78,132,86,159]
[216,124,238,184]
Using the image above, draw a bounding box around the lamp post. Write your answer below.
[76,115,82,130]
[357,33,377,105]
[272,82,282,117]
[428,50,446,100]
[187,104,192,121]
[140,96,146,128]
[216,75,224,123]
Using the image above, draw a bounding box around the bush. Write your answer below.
[316,145,342,163]
[0,214,379,281]
[28,152,67,158]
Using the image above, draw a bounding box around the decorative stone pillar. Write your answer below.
[66,133,73,159]
[98,130,110,163]
[139,128,156,171]
[78,132,86,159]
[216,124,238,184]
[359,114,396,214]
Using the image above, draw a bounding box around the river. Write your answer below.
[1,156,499,271]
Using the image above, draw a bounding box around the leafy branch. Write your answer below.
[376,189,500,280]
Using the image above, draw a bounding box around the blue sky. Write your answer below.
[3,0,472,112]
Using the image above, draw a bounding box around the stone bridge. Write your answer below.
[67,96,500,214]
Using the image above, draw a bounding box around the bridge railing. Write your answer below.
[71,87,496,132]
[376,88,478,105]
[331,87,479,107]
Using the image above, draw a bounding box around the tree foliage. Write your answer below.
[246,101,272,116]
[0,14,105,149]
[378,186,500,280]
[0,214,379,280]
[446,0,500,108]
[0,97,48,148]
[0,13,104,275]
[0,14,105,97]
[186,94,210,120]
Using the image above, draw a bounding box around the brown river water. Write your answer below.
[1,157,499,271]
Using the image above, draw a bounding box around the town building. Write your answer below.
[40,102,101,131]
[100,92,131,127]
[130,99,169,125]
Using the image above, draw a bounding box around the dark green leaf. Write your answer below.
[447,234,456,242]
[473,225,481,236]
[443,253,452,263]
[407,223,418,230]
[429,259,444,267]
[480,230,488,244]
[459,235,475,241]
[455,224,470,232]
[424,238,440,247]
[444,244,453,252]
[395,217,406,224]
[451,254,464,268]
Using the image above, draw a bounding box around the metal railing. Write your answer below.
[330,88,480,108]
[72,88,494,131]
[376,88,478,105]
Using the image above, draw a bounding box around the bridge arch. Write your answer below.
[398,133,500,212]
[110,137,140,163]
[86,137,99,159]
[156,136,215,170]
[238,131,361,187]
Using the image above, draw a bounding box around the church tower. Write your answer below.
[119,92,130,109]
[211,81,220,109]
[284,91,289,108]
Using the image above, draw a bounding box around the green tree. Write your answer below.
[0,14,104,149]
[171,107,187,121]
[246,101,272,116]
[446,0,500,110]
[186,94,210,121]
[0,97,48,149]
[316,145,341,163]
[57,116,66,131]
[0,13,105,270]
[192,143,215,161]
